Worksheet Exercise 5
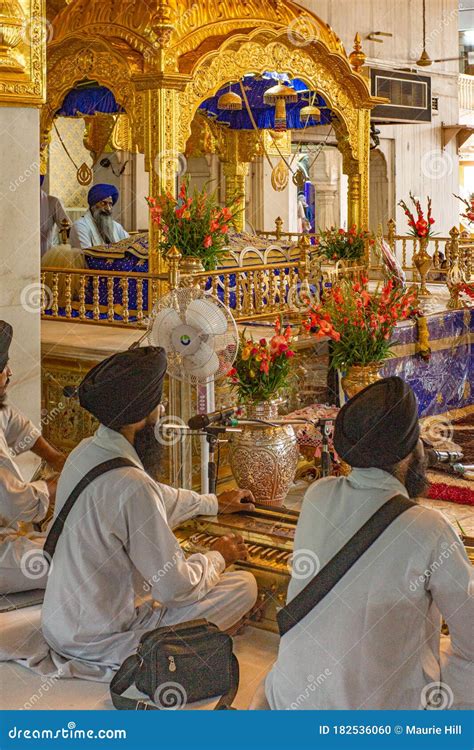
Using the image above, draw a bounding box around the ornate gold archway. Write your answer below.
[43,0,383,272]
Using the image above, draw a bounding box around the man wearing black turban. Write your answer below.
[0,321,65,594]
[42,346,257,678]
[263,377,473,711]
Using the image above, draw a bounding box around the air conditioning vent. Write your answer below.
[370,68,432,123]
[432,97,439,115]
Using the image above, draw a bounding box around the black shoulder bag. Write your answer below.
[110,620,239,710]
[277,494,415,637]
[43,458,240,710]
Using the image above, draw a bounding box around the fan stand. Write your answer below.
[197,379,216,494]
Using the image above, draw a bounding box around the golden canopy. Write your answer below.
[42,0,383,268]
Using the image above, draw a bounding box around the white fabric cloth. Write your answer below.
[265,469,474,710]
[0,407,49,594]
[38,425,256,679]
[69,210,128,250]
[40,190,69,257]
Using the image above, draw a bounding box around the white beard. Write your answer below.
[91,207,115,244]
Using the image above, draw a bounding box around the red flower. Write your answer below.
[203,235,212,248]
[259,338,267,346]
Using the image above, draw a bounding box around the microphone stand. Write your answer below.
[202,425,229,495]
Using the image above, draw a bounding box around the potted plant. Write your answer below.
[317,225,372,263]
[147,179,239,271]
[227,320,299,506]
[304,277,418,397]
[398,193,436,296]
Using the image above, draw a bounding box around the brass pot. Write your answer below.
[341,362,383,399]
[412,237,432,297]
[179,255,206,274]
[228,400,299,507]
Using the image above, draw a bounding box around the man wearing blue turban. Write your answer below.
[69,183,129,249]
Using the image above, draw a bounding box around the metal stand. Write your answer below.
[203,425,228,495]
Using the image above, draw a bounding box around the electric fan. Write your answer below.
[147,287,238,385]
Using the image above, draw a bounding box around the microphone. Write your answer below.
[426,448,464,468]
[188,407,236,431]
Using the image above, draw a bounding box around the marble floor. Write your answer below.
[0,625,277,711]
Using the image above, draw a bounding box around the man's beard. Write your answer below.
[0,378,9,410]
[134,424,163,480]
[91,206,115,244]
[405,452,429,499]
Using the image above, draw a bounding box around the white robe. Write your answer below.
[39,426,256,679]
[40,190,69,257]
[69,210,129,250]
[0,407,50,594]
[265,469,474,710]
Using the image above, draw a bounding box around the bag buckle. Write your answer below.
[135,700,148,710]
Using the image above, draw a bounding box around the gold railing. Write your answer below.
[41,240,368,327]
[40,267,164,328]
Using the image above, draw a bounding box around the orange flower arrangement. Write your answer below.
[398,193,436,239]
[147,178,239,270]
[228,319,295,403]
[304,278,418,368]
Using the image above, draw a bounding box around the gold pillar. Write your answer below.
[347,171,361,229]
[222,160,249,232]
[0,0,46,105]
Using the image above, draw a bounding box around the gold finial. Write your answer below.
[59,219,71,245]
[167,245,182,290]
[349,33,366,73]
[275,216,283,241]
[152,0,174,47]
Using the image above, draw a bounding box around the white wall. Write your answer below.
[0,107,42,474]
[297,0,461,235]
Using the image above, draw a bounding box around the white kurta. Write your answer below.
[41,426,256,676]
[40,190,69,257]
[69,210,129,250]
[265,469,474,710]
[0,407,50,594]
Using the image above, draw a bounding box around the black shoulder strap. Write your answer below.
[277,494,415,637]
[109,653,240,711]
[43,457,137,563]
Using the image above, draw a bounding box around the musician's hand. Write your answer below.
[46,477,58,505]
[217,488,256,514]
[211,534,248,566]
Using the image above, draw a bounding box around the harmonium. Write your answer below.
[176,505,298,633]
[176,505,474,634]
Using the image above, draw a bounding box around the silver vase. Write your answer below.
[228,400,299,506]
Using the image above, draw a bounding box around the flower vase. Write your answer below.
[412,237,432,297]
[228,400,299,507]
[179,256,206,275]
[341,362,384,399]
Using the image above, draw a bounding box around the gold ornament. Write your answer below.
[77,162,93,186]
[271,158,289,191]
[0,0,25,72]
[217,90,243,111]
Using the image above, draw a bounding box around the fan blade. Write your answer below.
[148,308,182,350]
[183,343,220,379]
[185,298,228,336]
